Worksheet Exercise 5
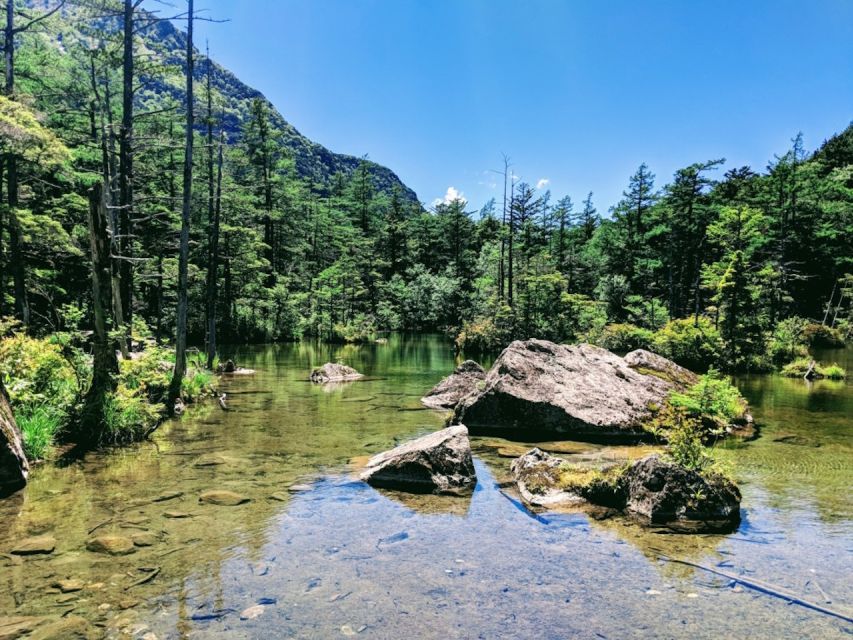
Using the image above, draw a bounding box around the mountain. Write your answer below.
[48,3,420,204]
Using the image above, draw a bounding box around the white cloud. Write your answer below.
[536,178,550,189]
[432,186,467,207]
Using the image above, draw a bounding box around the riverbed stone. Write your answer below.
[28,615,98,640]
[310,363,363,383]
[0,615,46,639]
[623,455,741,530]
[51,579,85,593]
[11,535,56,556]
[421,360,486,410]
[194,454,227,467]
[454,340,679,439]
[131,532,159,547]
[199,490,250,506]
[360,425,476,495]
[86,535,136,556]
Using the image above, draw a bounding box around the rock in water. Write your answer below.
[360,425,476,495]
[199,490,250,506]
[623,349,698,390]
[511,448,587,508]
[454,340,678,439]
[0,379,28,496]
[11,535,56,556]
[310,363,363,383]
[421,360,486,410]
[85,535,136,556]
[623,455,741,530]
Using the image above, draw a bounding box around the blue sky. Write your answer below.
[191,0,853,214]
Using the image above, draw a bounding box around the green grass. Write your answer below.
[781,357,847,379]
[17,404,64,461]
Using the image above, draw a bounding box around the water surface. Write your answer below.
[1,336,851,638]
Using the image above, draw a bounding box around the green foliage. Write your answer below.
[0,333,79,412]
[768,316,809,363]
[669,368,748,424]
[596,323,654,352]
[651,317,724,370]
[802,323,845,348]
[649,405,712,472]
[102,388,161,445]
[781,358,847,379]
[16,404,63,461]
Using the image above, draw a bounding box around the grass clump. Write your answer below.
[780,357,846,379]
[16,404,64,460]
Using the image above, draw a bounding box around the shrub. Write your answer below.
[669,367,748,425]
[102,387,161,445]
[456,314,513,353]
[652,317,724,370]
[182,369,214,401]
[768,316,809,363]
[802,323,845,348]
[0,333,79,410]
[647,404,712,472]
[332,313,377,343]
[823,364,847,380]
[596,323,654,353]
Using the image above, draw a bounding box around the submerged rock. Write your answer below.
[0,379,28,496]
[421,360,486,410]
[310,363,363,383]
[199,490,250,506]
[623,455,741,530]
[11,535,56,556]
[455,340,677,439]
[360,425,476,495]
[86,535,136,556]
[131,532,159,547]
[511,448,624,509]
[51,579,85,593]
[28,615,98,640]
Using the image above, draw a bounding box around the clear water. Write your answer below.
[1,335,851,639]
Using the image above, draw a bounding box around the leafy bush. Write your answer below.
[768,316,809,363]
[332,313,377,343]
[457,312,514,353]
[663,407,712,472]
[669,367,748,424]
[596,323,654,352]
[102,388,161,444]
[0,333,79,410]
[652,317,724,370]
[823,364,847,380]
[802,323,845,348]
[182,369,214,401]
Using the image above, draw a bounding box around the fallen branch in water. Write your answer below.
[88,518,114,535]
[658,555,853,624]
[128,566,161,588]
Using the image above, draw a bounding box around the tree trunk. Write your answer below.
[81,183,119,443]
[168,0,194,411]
[205,131,223,369]
[0,377,28,496]
[118,0,135,348]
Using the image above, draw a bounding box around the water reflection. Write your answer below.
[0,336,850,639]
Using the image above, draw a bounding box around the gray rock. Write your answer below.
[199,490,250,506]
[360,425,476,495]
[623,455,741,530]
[455,340,677,439]
[0,380,28,496]
[86,535,136,556]
[421,360,485,410]
[624,349,698,390]
[310,363,363,383]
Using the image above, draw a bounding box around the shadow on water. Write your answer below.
[0,336,851,638]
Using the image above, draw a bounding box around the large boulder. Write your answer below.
[0,380,28,497]
[421,360,485,410]
[360,425,476,495]
[623,455,741,530]
[624,349,698,390]
[454,340,678,439]
[310,363,363,383]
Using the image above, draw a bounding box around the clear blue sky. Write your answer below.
[191,0,853,213]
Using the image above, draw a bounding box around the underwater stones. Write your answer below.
[27,616,98,640]
[360,425,476,495]
[511,448,587,508]
[199,490,250,506]
[454,340,676,439]
[51,579,85,593]
[623,455,741,531]
[421,360,486,410]
[0,380,28,497]
[194,454,227,467]
[239,605,265,620]
[11,535,56,556]
[0,616,47,640]
[131,532,159,547]
[163,510,192,519]
[310,363,363,383]
[86,535,136,556]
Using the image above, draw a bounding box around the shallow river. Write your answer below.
[1,335,851,639]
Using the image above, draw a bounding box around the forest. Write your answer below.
[0,0,851,456]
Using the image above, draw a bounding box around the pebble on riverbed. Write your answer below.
[199,490,250,506]
[11,535,56,555]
